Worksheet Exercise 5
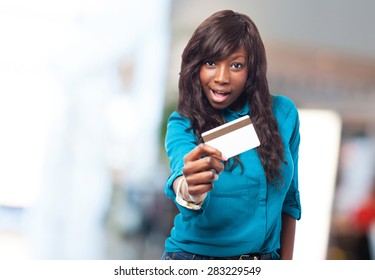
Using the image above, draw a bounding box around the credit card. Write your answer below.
[201,115,260,158]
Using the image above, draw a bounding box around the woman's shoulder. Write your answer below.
[271,94,299,119]
[168,111,189,123]
[166,111,196,142]
[272,94,297,109]
[167,111,191,130]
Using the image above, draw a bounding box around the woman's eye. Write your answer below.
[205,61,215,66]
[232,63,243,69]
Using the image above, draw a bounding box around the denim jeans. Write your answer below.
[162,251,272,260]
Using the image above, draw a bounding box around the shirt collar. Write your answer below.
[221,102,250,121]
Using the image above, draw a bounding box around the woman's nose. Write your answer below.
[214,64,229,84]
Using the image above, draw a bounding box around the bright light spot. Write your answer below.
[294,109,342,260]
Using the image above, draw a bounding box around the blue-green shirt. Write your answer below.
[164,95,301,259]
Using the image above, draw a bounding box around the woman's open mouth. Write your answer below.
[210,89,230,103]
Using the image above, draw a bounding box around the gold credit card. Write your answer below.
[202,115,260,158]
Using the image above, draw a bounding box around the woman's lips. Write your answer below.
[210,89,230,103]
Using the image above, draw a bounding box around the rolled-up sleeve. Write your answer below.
[282,108,302,220]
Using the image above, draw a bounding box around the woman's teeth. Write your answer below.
[212,90,228,96]
[211,89,230,102]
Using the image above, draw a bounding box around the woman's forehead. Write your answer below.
[203,44,248,60]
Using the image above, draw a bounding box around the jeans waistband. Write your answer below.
[217,252,272,260]
[162,251,272,260]
[212,253,272,260]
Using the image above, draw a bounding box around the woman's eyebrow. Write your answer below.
[230,54,246,60]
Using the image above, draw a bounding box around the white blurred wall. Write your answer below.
[0,0,170,259]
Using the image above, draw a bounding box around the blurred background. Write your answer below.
[0,0,374,260]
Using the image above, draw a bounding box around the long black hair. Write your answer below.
[178,10,285,184]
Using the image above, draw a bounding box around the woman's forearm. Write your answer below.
[280,213,296,260]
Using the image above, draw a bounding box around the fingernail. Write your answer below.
[222,154,228,161]
[213,173,219,181]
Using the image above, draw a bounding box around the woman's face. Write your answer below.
[199,47,248,111]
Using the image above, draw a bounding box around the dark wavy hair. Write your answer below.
[177,10,285,184]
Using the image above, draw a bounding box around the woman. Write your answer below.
[162,10,301,260]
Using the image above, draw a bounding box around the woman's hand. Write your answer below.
[175,143,227,204]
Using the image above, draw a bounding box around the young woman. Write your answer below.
[162,10,301,260]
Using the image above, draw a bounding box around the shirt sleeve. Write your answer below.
[164,111,210,218]
[282,105,302,220]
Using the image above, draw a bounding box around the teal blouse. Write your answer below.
[163,95,301,259]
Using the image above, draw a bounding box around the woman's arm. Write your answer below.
[280,213,296,260]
